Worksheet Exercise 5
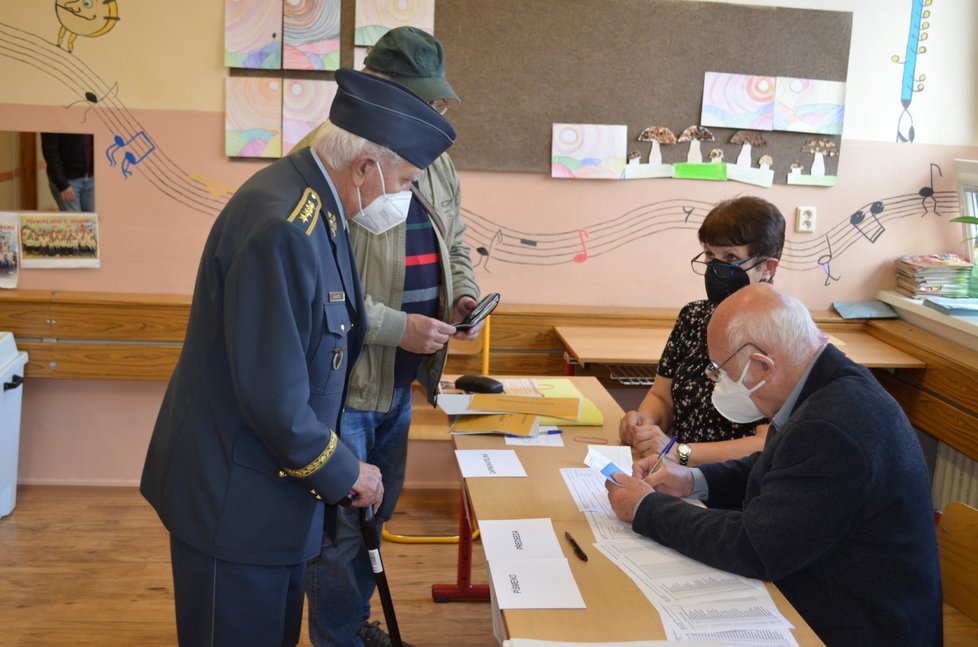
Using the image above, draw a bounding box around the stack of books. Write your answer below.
[895,253,974,298]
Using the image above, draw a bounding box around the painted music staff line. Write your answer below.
[463,190,958,287]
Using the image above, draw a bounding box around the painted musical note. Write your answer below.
[893,0,931,142]
[477,229,504,273]
[64,82,118,124]
[683,206,695,222]
[106,130,156,179]
[519,238,538,247]
[918,163,942,215]
[573,228,589,263]
[849,201,885,243]
[474,246,489,268]
[817,234,841,286]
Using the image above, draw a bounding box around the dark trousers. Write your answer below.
[169,534,305,647]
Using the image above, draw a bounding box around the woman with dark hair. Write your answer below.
[619,196,786,466]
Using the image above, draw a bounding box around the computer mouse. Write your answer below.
[454,374,504,394]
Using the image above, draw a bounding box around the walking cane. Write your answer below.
[360,505,403,647]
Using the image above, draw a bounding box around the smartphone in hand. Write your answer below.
[453,292,500,330]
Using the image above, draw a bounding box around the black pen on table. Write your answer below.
[649,434,679,474]
[564,531,588,562]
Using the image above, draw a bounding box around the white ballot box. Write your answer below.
[0,332,29,518]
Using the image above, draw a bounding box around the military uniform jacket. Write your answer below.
[141,148,368,566]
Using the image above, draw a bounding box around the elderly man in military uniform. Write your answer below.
[140,69,456,647]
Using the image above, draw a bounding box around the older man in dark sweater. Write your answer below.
[608,284,941,647]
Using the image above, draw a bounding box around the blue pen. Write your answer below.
[650,434,678,474]
[506,429,563,438]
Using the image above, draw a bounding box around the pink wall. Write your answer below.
[3,105,972,310]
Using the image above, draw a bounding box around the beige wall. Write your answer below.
[1,0,977,486]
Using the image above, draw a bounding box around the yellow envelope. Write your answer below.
[468,394,581,420]
[451,413,539,437]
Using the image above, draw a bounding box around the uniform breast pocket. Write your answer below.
[310,302,350,395]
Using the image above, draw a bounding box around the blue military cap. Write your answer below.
[330,68,456,169]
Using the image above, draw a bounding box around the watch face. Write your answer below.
[678,444,691,465]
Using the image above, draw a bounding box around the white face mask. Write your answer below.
[352,162,412,235]
[711,360,766,424]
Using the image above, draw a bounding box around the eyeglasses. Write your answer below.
[429,100,451,116]
[705,342,769,383]
[690,251,766,277]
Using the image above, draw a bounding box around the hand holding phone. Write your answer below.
[453,292,500,331]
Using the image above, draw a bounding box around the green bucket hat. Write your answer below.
[364,26,460,104]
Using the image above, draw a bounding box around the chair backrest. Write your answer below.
[938,501,978,623]
[447,314,490,375]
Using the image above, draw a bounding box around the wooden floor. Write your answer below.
[0,486,495,647]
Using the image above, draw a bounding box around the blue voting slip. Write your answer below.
[832,300,899,319]
[600,461,626,485]
[923,297,978,315]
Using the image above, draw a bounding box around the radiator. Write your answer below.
[932,442,978,512]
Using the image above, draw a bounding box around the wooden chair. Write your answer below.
[938,501,978,645]
[381,316,490,544]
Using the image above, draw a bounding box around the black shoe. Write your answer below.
[357,620,415,647]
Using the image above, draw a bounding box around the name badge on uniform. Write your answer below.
[328,291,345,303]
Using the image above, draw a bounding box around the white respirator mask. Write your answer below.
[352,161,412,235]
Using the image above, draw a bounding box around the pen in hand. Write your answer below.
[564,531,588,562]
[649,434,679,474]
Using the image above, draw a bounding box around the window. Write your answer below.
[953,159,978,263]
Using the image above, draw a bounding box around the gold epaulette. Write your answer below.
[278,431,338,479]
[287,187,321,236]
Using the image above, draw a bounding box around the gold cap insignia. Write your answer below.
[327,210,338,238]
[287,188,321,236]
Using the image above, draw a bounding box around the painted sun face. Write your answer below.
[55,0,120,38]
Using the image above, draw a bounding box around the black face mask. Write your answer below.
[704,260,751,305]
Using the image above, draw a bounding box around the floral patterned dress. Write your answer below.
[655,300,762,443]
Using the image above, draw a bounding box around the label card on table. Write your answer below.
[455,449,528,478]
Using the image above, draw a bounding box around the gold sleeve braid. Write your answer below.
[279,431,338,479]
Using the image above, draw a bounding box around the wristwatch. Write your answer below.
[677,443,692,466]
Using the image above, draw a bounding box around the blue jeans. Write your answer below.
[50,176,95,212]
[305,386,413,647]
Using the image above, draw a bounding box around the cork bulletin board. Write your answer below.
[433,0,853,181]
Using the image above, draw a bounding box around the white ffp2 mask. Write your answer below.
[352,162,411,235]
[711,361,766,424]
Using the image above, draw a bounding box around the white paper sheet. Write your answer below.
[487,558,586,609]
[479,518,565,561]
[454,449,527,478]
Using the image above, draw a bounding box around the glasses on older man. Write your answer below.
[690,251,767,277]
[429,100,451,116]
[705,342,769,383]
